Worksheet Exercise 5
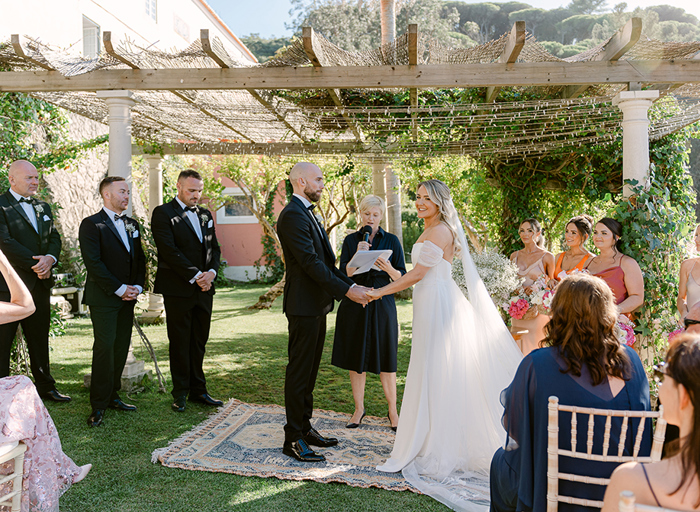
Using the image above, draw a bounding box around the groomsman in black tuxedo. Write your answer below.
[79,176,146,427]
[151,169,223,413]
[0,160,69,402]
[277,162,370,462]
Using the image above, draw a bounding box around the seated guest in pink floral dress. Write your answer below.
[0,376,90,511]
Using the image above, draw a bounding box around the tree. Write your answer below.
[239,34,292,62]
[508,8,547,39]
[567,0,608,15]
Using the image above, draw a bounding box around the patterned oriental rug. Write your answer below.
[151,399,418,492]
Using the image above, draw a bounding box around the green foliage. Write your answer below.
[239,34,293,62]
[609,128,697,360]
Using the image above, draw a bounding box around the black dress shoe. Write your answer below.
[42,389,71,402]
[303,427,338,447]
[87,409,105,427]
[109,398,136,411]
[346,410,366,429]
[171,396,186,412]
[282,439,325,462]
[188,393,223,407]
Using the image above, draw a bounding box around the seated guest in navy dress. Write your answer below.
[332,195,406,430]
[490,273,651,512]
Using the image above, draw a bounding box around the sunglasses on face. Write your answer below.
[685,318,700,329]
[653,362,672,384]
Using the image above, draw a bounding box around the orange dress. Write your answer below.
[553,252,591,282]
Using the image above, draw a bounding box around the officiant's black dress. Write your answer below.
[332,227,406,374]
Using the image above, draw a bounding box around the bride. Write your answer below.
[367,180,523,511]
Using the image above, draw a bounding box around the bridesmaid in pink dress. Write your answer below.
[0,376,90,512]
[509,218,555,355]
[585,218,644,321]
[677,224,700,319]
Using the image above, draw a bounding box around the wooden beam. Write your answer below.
[11,35,54,70]
[200,29,306,141]
[302,27,362,141]
[2,60,700,92]
[102,32,255,143]
[409,24,419,142]
[103,32,138,69]
[485,21,526,103]
[133,141,368,156]
[564,17,642,98]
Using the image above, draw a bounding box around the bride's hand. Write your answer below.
[366,288,382,302]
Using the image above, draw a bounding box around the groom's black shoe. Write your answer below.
[303,427,339,448]
[109,397,136,411]
[283,439,325,462]
[171,396,186,412]
[188,393,223,407]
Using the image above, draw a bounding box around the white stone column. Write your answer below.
[612,90,659,197]
[141,155,165,324]
[372,160,388,230]
[97,90,136,214]
[384,162,404,246]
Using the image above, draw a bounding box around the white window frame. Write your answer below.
[145,0,157,22]
[216,187,258,225]
[82,16,100,58]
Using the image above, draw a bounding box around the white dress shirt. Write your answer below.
[103,206,142,298]
[9,188,57,265]
[175,197,216,283]
[293,193,325,237]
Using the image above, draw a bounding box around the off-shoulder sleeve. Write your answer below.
[416,240,444,267]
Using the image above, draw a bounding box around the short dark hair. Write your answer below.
[99,176,126,196]
[178,169,202,182]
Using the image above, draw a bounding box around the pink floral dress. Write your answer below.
[0,376,79,512]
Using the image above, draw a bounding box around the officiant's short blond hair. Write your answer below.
[358,195,385,215]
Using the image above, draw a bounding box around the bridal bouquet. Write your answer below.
[503,275,554,321]
[454,248,523,307]
[616,320,637,347]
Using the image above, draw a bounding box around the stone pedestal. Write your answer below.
[139,292,165,325]
[612,90,659,197]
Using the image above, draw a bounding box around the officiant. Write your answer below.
[331,195,406,431]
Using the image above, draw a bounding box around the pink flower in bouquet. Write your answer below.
[616,322,636,347]
[668,328,684,344]
[508,298,530,320]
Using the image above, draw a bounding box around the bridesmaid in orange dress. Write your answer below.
[552,215,594,283]
[509,218,555,355]
[677,224,700,319]
[585,218,644,321]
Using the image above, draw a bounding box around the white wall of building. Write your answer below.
[0,0,256,63]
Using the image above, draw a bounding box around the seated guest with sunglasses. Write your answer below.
[603,333,700,511]
[490,274,651,512]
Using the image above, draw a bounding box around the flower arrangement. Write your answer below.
[199,212,208,225]
[455,248,523,307]
[667,328,684,344]
[502,275,554,321]
[616,321,637,347]
[125,223,135,234]
[34,203,44,215]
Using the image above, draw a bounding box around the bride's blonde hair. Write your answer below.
[418,179,462,257]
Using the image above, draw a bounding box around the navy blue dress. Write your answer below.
[490,345,651,512]
[331,227,406,374]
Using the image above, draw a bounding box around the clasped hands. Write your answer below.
[196,270,216,292]
[346,285,383,306]
[121,285,140,301]
[31,255,54,279]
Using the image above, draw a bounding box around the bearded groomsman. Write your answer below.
[79,176,146,427]
[151,169,223,413]
[0,160,69,401]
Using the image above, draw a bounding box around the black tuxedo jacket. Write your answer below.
[0,190,61,291]
[151,199,221,298]
[79,210,147,307]
[277,196,353,316]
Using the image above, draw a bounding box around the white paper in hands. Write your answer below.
[347,250,393,275]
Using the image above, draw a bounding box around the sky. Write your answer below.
[208,0,700,39]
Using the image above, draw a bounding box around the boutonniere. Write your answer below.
[199,212,208,225]
[314,213,324,227]
[125,223,136,234]
[34,204,45,215]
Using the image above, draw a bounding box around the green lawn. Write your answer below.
[43,284,448,511]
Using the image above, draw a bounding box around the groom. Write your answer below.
[277,162,370,462]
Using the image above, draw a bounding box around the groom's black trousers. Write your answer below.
[284,314,326,443]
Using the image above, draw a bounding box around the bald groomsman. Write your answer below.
[0,160,69,401]
[80,176,146,427]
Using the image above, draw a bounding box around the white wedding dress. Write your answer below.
[377,241,523,511]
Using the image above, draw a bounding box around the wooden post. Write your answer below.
[547,396,560,512]
[409,24,419,142]
[485,21,525,103]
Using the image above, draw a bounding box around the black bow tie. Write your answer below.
[307,204,316,212]
[185,206,198,213]
[114,213,125,222]
[18,197,34,204]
